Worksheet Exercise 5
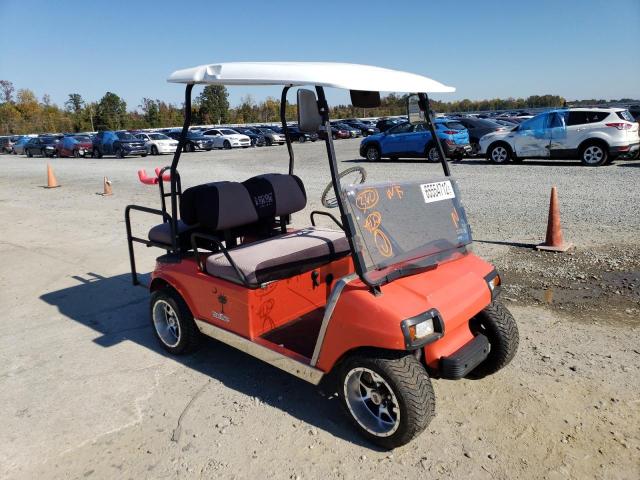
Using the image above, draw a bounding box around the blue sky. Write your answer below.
[1,0,638,110]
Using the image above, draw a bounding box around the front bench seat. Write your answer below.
[205,227,349,285]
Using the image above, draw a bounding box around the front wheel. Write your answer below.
[487,143,511,164]
[364,144,380,161]
[298,136,306,143]
[426,144,441,162]
[151,145,159,156]
[468,301,519,378]
[339,353,435,450]
[223,140,231,149]
[150,288,201,355]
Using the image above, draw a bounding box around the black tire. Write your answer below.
[298,135,306,143]
[141,153,147,157]
[41,149,48,158]
[338,353,435,450]
[73,149,80,158]
[115,148,124,159]
[93,148,102,159]
[184,143,195,153]
[470,141,480,156]
[468,301,519,378]
[150,288,201,355]
[151,145,159,155]
[26,149,33,158]
[321,166,367,208]
[223,140,231,149]
[425,143,440,162]
[580,142,608,166]
[364,144,380,161]
[332,134,337,140]
[265,138,272,146]
[487,142,512,164]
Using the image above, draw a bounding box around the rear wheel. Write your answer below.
[487,143,511,164]
[26,149,33,158]
[338,353,435,450]
[298,135,306,143]
[426,143,441,162]
[580,142,608,166]
[365,144,380,161]
[468,301,519,378]
[115,148,124,158]
[151,145,159,155]
[150,288,201,355]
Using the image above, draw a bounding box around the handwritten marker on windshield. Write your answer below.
[537,186,573,252]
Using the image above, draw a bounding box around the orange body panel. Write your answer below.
[152,255,352,339]
[315,253,494,371]
[152,251,494,374]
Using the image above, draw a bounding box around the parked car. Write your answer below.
[493,119,519,128]
[628,105,640,121]
[10,136,32,155]
[375,117,405,132]
[166,130,214,152]
[254,127,286,146]
[479,108,640,166]
[57,134,93,157]
[24,136,59,157]
[230,127,266,147]
[450,117,508,155]
[201,128,252,149]
[317,125,350,140]
[0,136,15,154]
[331,122,361,138]
[342,119,380,136]
[360,120,471,161]
[92,131,147,158]
[285,125,319,143]
[135,132,179,155]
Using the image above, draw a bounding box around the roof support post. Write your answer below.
[418,92,451,177]
[168,83,193,253]
[315,86,377,292]
[280,86,295,175]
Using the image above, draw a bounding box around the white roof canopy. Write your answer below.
[167,62,455,93]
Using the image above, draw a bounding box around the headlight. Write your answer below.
[485,270,501,300]
[400,309,444,350]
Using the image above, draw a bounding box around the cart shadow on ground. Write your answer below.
[39,272,381,450]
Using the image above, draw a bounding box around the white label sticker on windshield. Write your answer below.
[419,181,455,204]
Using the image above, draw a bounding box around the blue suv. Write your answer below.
[92,131,147,158]
[360,119,471,162]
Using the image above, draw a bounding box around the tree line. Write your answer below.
[1,79,633,136]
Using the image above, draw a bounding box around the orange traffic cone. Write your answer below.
[100,177,113,196]
[45,163,60,188]
[537,186,573,252]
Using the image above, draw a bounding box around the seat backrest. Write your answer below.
[180,173,306,233]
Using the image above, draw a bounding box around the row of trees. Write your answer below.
[1,79,633,136]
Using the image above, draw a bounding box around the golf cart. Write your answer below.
[125,62,519,449]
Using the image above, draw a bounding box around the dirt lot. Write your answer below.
[1,140,638,479]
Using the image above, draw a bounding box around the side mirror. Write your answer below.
[297,89,322,133]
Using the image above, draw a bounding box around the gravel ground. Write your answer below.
[1,141,639,479]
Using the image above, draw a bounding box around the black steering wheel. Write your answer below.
[321,166,367,208]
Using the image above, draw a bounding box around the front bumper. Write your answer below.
[439,334,490,379]
[156,144,178,153]
[123,147,147,155]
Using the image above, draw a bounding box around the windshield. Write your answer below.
[72,135,91,142]
[116,132,136,140]
[343,178,472,285]
[149,133,169,140]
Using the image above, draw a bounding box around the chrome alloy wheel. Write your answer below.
[152,299,181,348]
[343,367,400,437]
[491,145,508,163]
[583,145,604,165]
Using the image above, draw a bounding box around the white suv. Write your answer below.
[479,108,639,166]
[201,128,251,149]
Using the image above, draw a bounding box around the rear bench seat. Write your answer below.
[148,173,349,285]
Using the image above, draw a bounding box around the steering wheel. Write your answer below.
[321,166,367,208]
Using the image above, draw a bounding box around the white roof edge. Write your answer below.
[167,62,455,93]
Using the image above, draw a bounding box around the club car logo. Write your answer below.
[420,181,455,204]
[253,193,274,208]
[212,294,230,322]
